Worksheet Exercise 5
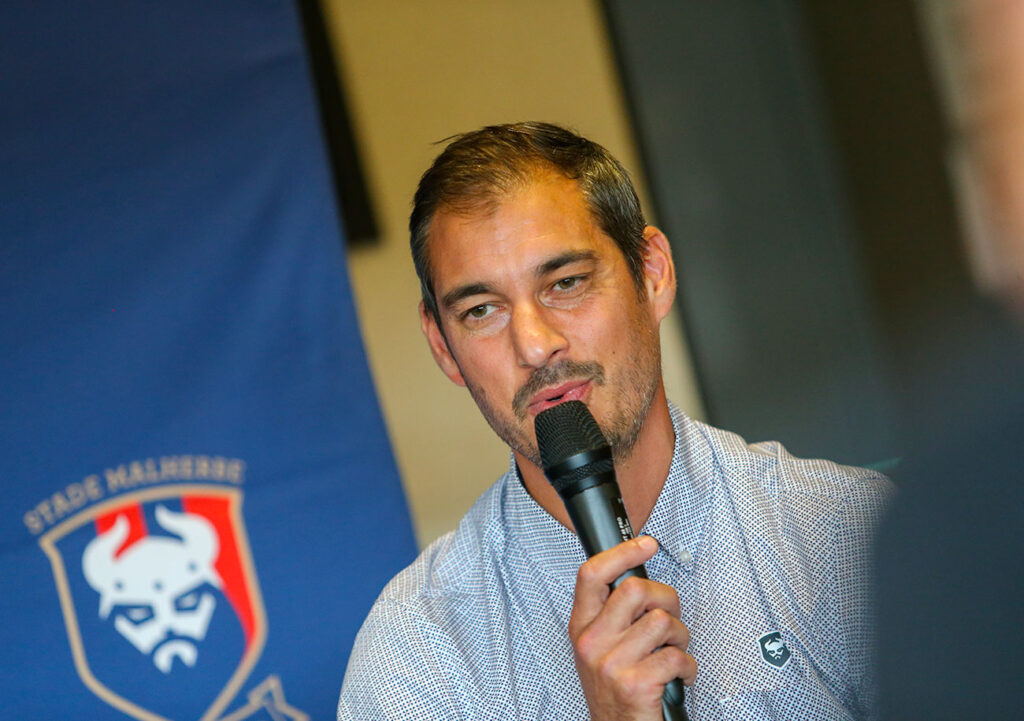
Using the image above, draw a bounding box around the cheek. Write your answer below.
[452,338,514,389]
[592,307,631,349]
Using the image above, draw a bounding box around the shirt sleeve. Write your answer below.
[817,473,893,720]
[338,599,469,721]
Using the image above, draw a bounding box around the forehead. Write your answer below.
[426,174,615,294]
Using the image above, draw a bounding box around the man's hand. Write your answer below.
[569,535,697,721]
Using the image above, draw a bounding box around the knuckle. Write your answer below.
[567,616,583,641]
[574,627,600,660]
[595,652,618,679]
[646,607,674,634]
[668,588,681,614]
[660,644,687,669]
[617,575,646,600]
[619,668,659,701]
[659,646,698,684]
[617,668,642,697]
[576,561,599,586]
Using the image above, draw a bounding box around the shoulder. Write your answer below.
[339,475,512,719]
[376,472,511,606]
[692,417,893,526]
[692,418,891,615]
[684,416,894,613]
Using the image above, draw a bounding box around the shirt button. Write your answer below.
[679,549,693,565]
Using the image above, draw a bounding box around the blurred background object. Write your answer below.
[874,2,1024,717]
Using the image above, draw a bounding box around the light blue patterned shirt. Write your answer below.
[339,404,892,720]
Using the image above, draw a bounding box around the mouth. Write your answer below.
[152,637,199,673]
[526,380,592,417]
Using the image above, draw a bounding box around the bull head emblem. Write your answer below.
[82,506,222,673]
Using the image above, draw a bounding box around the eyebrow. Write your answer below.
[441,282,493,311]
[439,249,599,311]
[536,250,597,277]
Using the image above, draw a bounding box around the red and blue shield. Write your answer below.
[39,484,267,721]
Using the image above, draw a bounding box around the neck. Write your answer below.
[515,385,676,533]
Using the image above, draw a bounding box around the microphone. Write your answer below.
[535,400,688,721]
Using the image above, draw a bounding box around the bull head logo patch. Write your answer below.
[758,631,792,669]
[82,506,223,673]
[40,485,267,721]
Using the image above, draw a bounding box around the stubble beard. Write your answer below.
[463,315,662,469]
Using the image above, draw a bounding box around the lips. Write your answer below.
[512,360,606,420]
[526,380,592,416]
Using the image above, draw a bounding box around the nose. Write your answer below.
[510,303,567,368]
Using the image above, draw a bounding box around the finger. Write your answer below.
[572,536,659,629]
[591,647,697,712]
[635,645,699,688]
[612,607,690,663]
[602,575,682,627]
[575,574,680,649]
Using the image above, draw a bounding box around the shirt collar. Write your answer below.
[641,402,717,570]
[503,458,586,589]
[501,401,718,587]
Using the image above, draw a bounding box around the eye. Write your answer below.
[175,591,200,611]
[551,275,589,294]
[115,605,155,625]
[464,303,495,320]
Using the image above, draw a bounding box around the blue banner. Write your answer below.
[0,3,416,719]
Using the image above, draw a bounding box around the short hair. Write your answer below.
[410,122,647,322]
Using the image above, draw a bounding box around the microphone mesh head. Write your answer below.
[534,400,608,469]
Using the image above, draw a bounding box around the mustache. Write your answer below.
[512,360,606,420]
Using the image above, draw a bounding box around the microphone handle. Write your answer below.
[563,483,690,721]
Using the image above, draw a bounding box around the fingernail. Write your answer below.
[638,535,658,552]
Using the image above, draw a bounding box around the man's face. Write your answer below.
[420,172,668,467]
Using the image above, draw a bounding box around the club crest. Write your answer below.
[39,484,268,721]
[758,631,792,669]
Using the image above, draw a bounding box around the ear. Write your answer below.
[641,225,676,322]
[419,301,467,387]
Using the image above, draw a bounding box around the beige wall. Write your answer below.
[321,0,704,547]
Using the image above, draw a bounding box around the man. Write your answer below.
[339,122,891,720]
